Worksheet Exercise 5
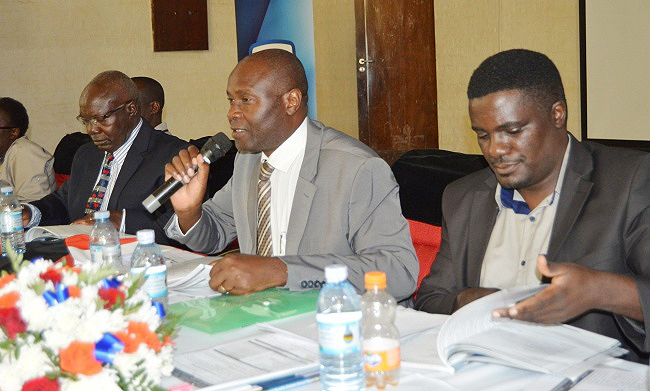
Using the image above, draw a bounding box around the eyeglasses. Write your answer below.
[76,101,131,127]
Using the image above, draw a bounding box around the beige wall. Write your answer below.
[0,1,581,156]
[0,0,359,155]
[313,0,359,139]
[435,0,582,154]
[0,0,239,153]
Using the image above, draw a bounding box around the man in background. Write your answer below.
[415,49,650,361]
[23,71,189,245]
[132,76,168,133]
[0,97,56,201]
[164,49,418,301]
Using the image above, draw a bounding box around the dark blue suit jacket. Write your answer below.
[32,120,190,245]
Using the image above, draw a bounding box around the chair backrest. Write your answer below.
[53,132,92,188]
[408,219,442,292]
[392,149,488,226]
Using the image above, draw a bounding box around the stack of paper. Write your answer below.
[167,256,221,303]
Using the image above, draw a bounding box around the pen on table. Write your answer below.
[226,385,262,391]
[254,372,320,391]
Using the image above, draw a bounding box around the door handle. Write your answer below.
[358,58,374,65]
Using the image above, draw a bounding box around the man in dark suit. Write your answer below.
[22,71,189,245]
[415,49,650,361]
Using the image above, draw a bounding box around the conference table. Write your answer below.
[164,289,649,391]
[21,229,646,391]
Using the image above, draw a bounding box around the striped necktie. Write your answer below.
[85,152,114,214]
[256,161,275,257]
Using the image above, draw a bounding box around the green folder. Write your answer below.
[168,288,319,334]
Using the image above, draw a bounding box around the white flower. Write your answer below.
[0,343,53,390]
[60,370,122,391]
[1,258,175,390]
[19,290,51,332]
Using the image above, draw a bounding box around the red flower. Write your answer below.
[22,376,59,391]
[98,287,125,309]
[0,307,27,339]
[39,269,62,285]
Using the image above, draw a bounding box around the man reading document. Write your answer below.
[415,49,650,362]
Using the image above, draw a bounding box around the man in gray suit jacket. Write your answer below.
[165,49,418,301]
[415,49,650,361]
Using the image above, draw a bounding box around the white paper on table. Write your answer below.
[257,305,448,344]
[67,241,139,265]
[570,367,647,390]
[173,331,319,390]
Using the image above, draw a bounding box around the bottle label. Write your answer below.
[1,211,22,233]
[316,311,362,355]
[364,338,400,372]
[132,264,167,298]
[90,244,103,263]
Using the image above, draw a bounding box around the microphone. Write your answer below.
[142,132,233,213]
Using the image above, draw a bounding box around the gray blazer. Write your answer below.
[167,119,418,301]
[415,134,650,361]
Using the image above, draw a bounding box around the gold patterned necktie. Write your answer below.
[256,161,275,256]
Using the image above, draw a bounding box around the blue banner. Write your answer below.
[235,0,317,119]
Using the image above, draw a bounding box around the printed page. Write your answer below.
[25,225,93,241]
[437,285,547,362]
[570,367,647,391]
[437,285,621,377]
[172,331,319,390]
[25,224,136,242]
[257,306,448,344]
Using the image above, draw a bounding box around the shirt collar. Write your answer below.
[111,118,142,162]
[261,117,308,172]
[495,133,572,213]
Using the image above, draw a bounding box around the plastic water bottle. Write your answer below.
[0,186,25,255]
[89,211,122,269]
[130,229,168,310]
[361,271,400,388]
[317,264,365,391]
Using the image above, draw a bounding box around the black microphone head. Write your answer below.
[201,132,233,163]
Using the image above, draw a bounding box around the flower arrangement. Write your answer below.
[0,252,177,391]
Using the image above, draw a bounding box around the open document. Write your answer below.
[25,224,93,241]
[435,285,624,380]
[172,331,319,390]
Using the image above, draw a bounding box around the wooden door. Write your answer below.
[355,0,438,164]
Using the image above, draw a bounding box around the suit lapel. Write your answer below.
[107,122,150,210]
[547,136,594,260]
[285,120,320,254]
[467,174,498,285]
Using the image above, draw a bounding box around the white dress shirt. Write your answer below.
[261,117,307,256]
[170,117,309,257]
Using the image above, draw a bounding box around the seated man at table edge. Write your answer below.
[22,70,190,246]
[414,49,650,362]
[164,49,418,301]
[0,97,56,202]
